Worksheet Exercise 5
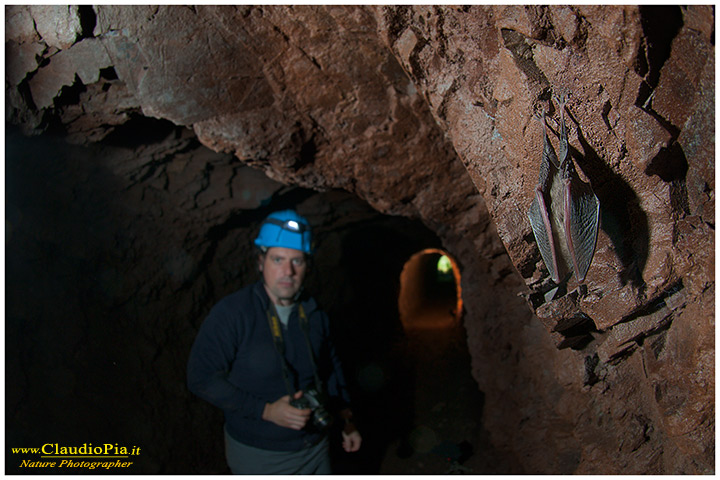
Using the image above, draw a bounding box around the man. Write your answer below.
[187,209,361,474]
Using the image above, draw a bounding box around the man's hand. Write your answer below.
[339,408,362,452]
[342,429,362,452]
[262,391,311,430]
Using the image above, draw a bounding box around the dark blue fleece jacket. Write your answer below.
[187,281,350,451]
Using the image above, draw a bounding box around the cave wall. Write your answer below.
[375,5,714,473]
[5,5,714,474]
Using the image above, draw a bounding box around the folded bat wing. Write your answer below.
[564,173,600,282]
[528,115,562,283]
[529,188,560,283]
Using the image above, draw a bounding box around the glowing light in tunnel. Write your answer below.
[437,255,452,274]
[398,248,463,329]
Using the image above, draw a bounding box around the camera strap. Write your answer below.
[266,303,323,397]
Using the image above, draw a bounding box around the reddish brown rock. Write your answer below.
[29,5,82,50]
[28,38,112,109]
[5,40,45,86]
[5,6,39,44]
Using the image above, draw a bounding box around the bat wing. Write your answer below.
[529,112,563,282]
[529,189,560,283]
[563,173,600,282]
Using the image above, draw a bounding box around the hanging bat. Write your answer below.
[527,97,600,284]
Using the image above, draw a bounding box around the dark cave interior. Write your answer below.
[5,124,488,474]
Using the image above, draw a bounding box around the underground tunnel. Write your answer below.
[5,5,715,475]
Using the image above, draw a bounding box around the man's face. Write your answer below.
[260,247,308,306]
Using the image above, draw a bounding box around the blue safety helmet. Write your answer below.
[254,210,313,254]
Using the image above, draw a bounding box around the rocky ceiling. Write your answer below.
[5,5,714,474]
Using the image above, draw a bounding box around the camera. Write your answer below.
[290,388,332,430]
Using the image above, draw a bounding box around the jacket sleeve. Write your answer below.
[187,302,267,419]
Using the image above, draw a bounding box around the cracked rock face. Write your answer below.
[5,5,714,474]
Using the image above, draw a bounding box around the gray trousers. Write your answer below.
[224,426,331,475]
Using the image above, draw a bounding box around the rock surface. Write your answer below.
[5,5,714,474]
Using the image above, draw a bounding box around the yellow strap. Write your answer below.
[268,304,305,341]
[298,304,307,328]
[267,309,283,343]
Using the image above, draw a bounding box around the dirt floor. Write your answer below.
[375,302,511,475]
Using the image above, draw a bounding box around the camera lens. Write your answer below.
[312,408,331,429]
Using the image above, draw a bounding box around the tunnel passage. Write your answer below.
[398,249,463,330]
